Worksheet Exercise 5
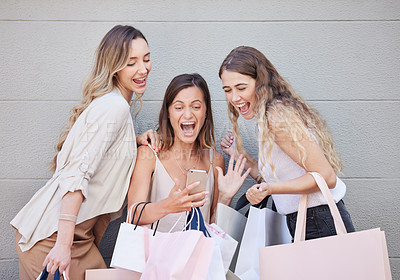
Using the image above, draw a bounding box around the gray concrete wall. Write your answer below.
[1,1,399,278]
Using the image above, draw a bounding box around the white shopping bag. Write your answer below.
[110,202,157,273]
[235,206,292,280]
[205,223,239,280]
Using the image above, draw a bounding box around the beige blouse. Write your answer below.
[11,90,137,252]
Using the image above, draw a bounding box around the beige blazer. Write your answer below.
[11,90,137,252]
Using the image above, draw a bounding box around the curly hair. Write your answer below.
[219,46,342,179]
[52,25,147,171]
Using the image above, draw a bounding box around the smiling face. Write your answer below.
[168,86,207,145]
[220,70,257,120]
[116,38,151,97]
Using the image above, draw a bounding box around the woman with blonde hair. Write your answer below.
[219,46,354,240]
[11,25,161,279]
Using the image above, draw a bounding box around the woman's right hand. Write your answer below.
[43,243,71,280]
[164,178,208,213]
[220,130,238,157]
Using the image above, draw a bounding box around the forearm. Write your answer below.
[268,174,320,195]
[56,191,83,247]
[132,200,171,226]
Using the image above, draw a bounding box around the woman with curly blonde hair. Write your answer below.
[219,46,354,240]
[11,25,161,280]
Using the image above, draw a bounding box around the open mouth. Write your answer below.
[133,77,147,87]
[236,102,250,115]
[180,121,196,137]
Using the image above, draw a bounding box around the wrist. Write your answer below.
[218,193,233,205]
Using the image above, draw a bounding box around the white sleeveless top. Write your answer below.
[259,137,346,215]
[148,148,214,232]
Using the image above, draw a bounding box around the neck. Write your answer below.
[116,85,134,104]
[172,140,197,157]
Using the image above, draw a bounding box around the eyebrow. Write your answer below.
[172,99,203,105]
[222,82,248,89]
[129,52,151,60]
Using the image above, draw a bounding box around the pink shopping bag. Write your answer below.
[85,268,141,280]
[259,172,392,280]
[140,228,215,280]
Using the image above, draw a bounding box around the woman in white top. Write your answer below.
[11,25,161,280]
[127,73,250,231]
[218,46,355,240]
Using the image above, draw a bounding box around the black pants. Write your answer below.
[286,200,355,241]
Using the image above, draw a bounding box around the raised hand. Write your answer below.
[220,129,238,157]
[216,154,251,205]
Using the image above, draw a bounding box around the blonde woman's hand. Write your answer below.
[163,178,209,213]
[136,129,162,152]
[43,243,71,280]
[216,154,251,205]
[246,182,270,205]
[220,130,238,157]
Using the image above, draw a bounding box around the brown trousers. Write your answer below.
[15,214,110,280]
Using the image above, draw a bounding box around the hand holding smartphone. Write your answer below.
[186,169,207,195]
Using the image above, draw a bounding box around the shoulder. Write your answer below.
[88,92,130,122]
[137,145,157,161]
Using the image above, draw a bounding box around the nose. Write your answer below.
[231,90,241,102]
[183,107,193,118]
[137,61,148,75]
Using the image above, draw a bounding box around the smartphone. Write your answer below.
[186,169,207,195]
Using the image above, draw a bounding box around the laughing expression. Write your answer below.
[116,38,151,97]
[168,86,207,144]
[220,70,257,120]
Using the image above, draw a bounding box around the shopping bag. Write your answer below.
[110,202,158,273]
[206,223,238,275]
[259,172,392,280]
[36,268,65,280]
[235,204,291,280]
[85,268,141,280]
[215,203,247,272]
[140,228,215,280]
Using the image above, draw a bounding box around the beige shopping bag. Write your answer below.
[85,268,141,280]
[259,172,392,280]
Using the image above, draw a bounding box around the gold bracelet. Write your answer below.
[59,214,77,223]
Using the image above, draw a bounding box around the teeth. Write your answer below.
[135,77,146,81]
[182,122,195,125]
[236,103,247,108]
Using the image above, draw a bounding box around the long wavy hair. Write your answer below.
[51,25,147,171]
[158,73,216,151]
[219,46,342,179]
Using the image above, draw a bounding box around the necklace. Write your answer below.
[172,148,201,175]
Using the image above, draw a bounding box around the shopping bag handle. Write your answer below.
[36,267,66,280]
[127,202,160,235]
[294,172,347,243]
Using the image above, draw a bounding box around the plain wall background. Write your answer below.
[1,1,399,278]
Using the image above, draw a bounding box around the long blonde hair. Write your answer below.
[219,46,342,179]
[52,25,147,171]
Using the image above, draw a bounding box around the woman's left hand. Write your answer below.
[136,129,162,152]
[246,182,270,205]
[216,154,251,204]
